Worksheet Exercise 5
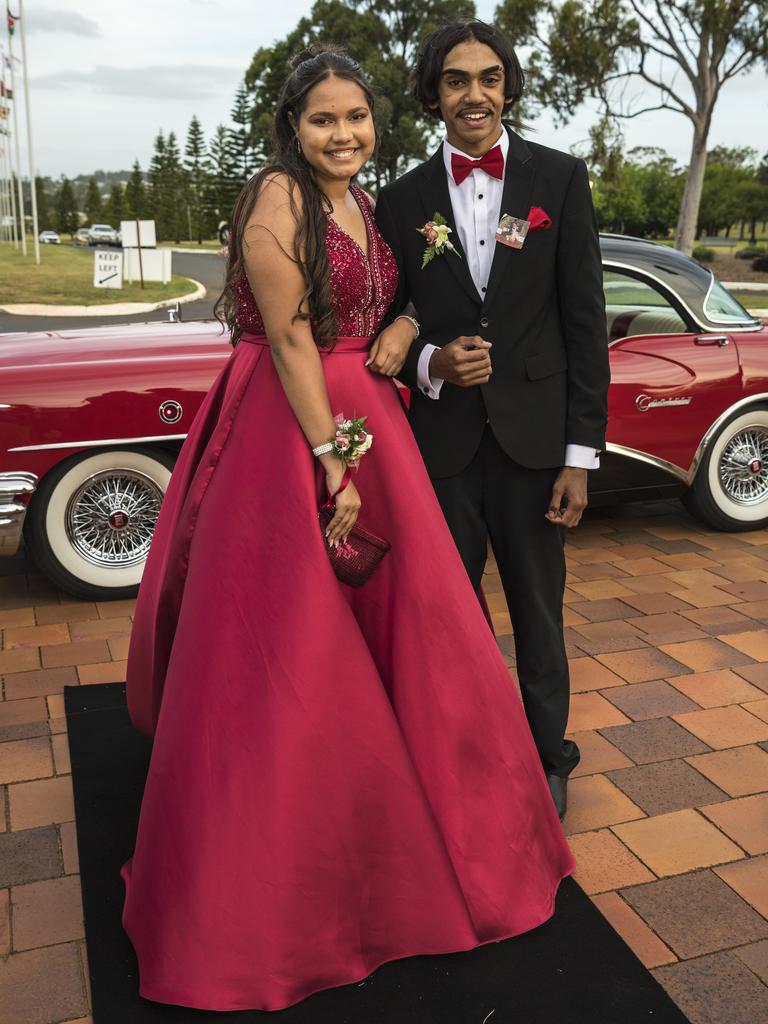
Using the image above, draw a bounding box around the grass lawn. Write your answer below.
[733,292,768,309]
[0,243,200,305]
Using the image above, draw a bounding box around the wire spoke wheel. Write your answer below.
[718,427,768,505]
[65,469,164,568]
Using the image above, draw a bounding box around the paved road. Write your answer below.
[0,251,225,334]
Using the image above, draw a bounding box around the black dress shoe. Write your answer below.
[546,773,568,821]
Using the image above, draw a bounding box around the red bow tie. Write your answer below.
[450,144,504,185]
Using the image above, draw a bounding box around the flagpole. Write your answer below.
[5,8,25,254]
[0,47,16,245]
[4,116,18,245]
[0,139,9,241]
[0,145,6,241]
[17,0,37,262]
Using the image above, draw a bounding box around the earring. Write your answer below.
[294,136,302,155]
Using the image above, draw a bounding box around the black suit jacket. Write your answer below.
[375,127,610,479]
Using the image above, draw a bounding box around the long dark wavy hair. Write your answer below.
[215,48,376,347]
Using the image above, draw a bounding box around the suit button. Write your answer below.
[480,316,489,328]
[422,386,429,394]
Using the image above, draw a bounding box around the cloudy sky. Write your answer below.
[4,0,767,180]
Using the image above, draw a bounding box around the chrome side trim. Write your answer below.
[603,260,759,335]
[605,443,692,484]
[608,393,768,489]
[0,471,38,556]
[9,434,188,453]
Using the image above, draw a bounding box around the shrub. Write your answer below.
[692,245,716,262]
[752,255,768,273]
[736,246,767,259]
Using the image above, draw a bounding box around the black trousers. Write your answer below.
[431,425,580,778]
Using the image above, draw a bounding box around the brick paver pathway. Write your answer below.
[1,499,768,1023]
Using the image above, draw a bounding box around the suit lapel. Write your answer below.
[416,146,482,305]
[482,128,536,311]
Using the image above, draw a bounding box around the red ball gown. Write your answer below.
[121,185,576,1012]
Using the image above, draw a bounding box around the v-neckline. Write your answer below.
[328,186,370,261]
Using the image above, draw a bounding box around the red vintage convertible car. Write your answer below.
[1,234,765,600]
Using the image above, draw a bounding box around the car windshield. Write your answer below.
[705,277,757,325]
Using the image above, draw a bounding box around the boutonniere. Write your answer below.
[417,212,461,268]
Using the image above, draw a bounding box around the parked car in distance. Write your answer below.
[73,227,91,246]
[87,223,119,246]
[0,235,766,601]
[38,230,60,244]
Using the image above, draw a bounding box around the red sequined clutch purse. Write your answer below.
[318,472,391,588]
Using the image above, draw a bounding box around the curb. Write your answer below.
[723,282,768,291]
[0,278,207,317]
[162,247,224,255]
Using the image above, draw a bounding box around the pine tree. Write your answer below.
[105,183,125,229]
[184,115,210,243]
[163,131,187,243]
[205,123,241,228]
[84,175,102,224]
[125,160,147,219]
[34,176,53,232]
[55,178,79,237]
[229,82,255,184]
[148,131,167,234]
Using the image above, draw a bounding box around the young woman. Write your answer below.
[121,48,575,1013]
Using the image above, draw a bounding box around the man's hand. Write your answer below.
[366,317,417,377]
[430,336,492,387]
[546,467,588,529]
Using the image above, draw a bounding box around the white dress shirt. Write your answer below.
[415,132,600,471]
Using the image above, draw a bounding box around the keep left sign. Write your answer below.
[94,249,123,289]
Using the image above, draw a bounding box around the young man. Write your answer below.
[374,20,610,819]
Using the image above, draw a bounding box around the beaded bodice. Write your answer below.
[235,184,398,339]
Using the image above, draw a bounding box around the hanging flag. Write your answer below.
[0,105,8,119]
[6,9,15,37]
[0,82,11,99]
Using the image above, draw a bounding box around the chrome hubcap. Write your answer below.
[65,469,164,567]
[719,428,768,504]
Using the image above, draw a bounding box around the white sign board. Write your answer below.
[123,248,172,284]
[120,219,157,248]
[93,249,123,289]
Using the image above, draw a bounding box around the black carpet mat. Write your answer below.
[65,683,690,1023]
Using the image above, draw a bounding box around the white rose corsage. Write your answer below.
[417,212,460,269]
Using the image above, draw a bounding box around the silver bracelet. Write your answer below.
[312,441,335,457]
[394,314,420,339]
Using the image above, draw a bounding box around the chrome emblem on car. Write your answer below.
[108,510,130,530]
[159,400,183,424]
[636,394,693,413]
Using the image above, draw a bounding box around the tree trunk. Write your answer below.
[675,121,708,255]
[750,219,757,246]
[739,220,745,240]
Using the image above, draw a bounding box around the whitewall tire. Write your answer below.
[26,447,176,600]
[683,406,768,531]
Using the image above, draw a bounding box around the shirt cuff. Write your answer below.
[565,444,601,470]
[417,344,444,399]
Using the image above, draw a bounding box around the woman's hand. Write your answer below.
[324,463,361,546]
[365,317,417,377]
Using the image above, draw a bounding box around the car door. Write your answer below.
[605,267,741,476]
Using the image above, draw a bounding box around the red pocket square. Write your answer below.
[527,206,552,231]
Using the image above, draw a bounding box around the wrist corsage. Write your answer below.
[313,414,373,465]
